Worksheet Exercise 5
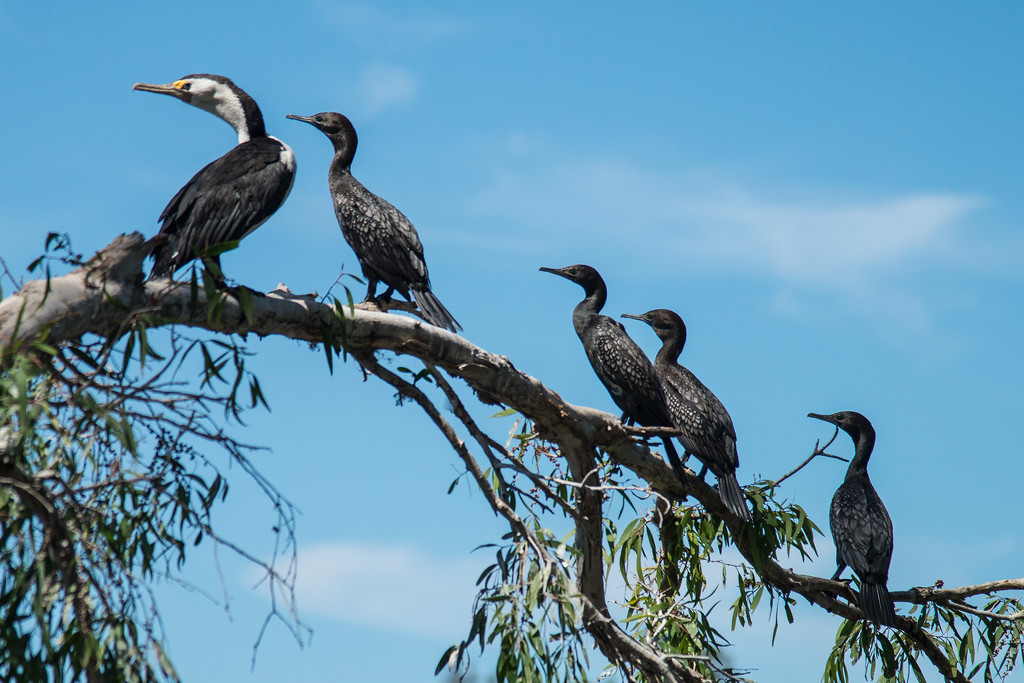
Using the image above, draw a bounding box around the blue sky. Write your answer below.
[2,2,1023,681]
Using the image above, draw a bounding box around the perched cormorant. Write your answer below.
[540,265,685,484]
[809,410,897,627]
[133,74,295,280]
[622,309,750,521]
[286,112,460,332]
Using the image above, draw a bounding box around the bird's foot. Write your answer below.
[226,283,265,298]
[361,295,388,313]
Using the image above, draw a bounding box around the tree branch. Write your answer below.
[3,234,1018,683]
[758,428,848,490]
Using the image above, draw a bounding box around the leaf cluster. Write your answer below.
[825,597,1023,683]
[0,256,303,682]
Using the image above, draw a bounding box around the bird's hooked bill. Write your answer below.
[133,81,190,101]
[285,114,314,123]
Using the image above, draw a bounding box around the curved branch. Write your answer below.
[758,428,848,491]
[3,234,1017,683]
[892,578,1024,603]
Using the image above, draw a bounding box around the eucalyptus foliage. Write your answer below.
[1,233,1021,683]
[0,237,303,682]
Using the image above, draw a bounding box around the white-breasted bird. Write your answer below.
[134,74,295,280]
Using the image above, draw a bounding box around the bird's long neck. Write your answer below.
[329,152,353,183]
[330,129,357,174]
[571,281,606,335]
[655,328,685,366]
[845,426,877,481]
[213,89,266,143]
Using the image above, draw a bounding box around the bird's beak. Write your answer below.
[808,412,837,425]
[133,81,190,102]
[620,313,644,321]
[539,266,571,282]
[286,114,316,125]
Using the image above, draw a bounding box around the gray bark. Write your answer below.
[3,233,1012,683]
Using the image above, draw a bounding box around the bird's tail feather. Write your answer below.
[413,287,461,332]
[859,580,897,627]
[146,263,173,282]
[716,471,751,521]
[146,249,173,282]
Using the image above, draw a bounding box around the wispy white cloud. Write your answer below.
[473,148,987,289]
[469,136,1016,350]
[248,541,483,639]
[677,190,984,288]
[358,62,418,117]
[312,2,466,49]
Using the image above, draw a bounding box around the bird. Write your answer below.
[540,265,685,484]
[285,112,460,332]
[808,410,897,627]
[622,309,750,521]
[133,74,296,281]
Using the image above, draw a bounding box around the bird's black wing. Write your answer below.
[582,316,669,426]
[830,479,894,583]
[153,138,294,275]
[333,177,430,293]
[660,363,739,471]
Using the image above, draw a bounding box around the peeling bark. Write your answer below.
[2,234,1019,683]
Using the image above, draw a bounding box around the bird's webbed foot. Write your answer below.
[361,279,380,303]
[362,281,398,309]
[226,283,265,299]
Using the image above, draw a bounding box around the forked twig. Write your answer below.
[760,427,848,490]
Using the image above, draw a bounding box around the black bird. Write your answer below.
[286,112,460,332]
[809,410,897,627]
[622,309,750,521]
[540,265,685,484]
[133,74,295,280]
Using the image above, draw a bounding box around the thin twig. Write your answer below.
[760,428,847,490]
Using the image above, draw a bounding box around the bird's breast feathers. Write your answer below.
[272,137,297,173]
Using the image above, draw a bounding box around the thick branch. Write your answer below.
[892,578,1024,603]
[3,234,1017,683]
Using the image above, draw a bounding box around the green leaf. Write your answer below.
[435,645,458,675]
[201,239,240,258]
[236,286,255,326]
[877,633,897,678]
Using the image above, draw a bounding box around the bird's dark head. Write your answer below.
[808,410,874,442]
[621,308,686,345]
[133,74,264,141]
[287,112,357,155]
[539,264,604,293]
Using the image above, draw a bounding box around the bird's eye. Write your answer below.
[180,82,191,91]
[315,115,324,123]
